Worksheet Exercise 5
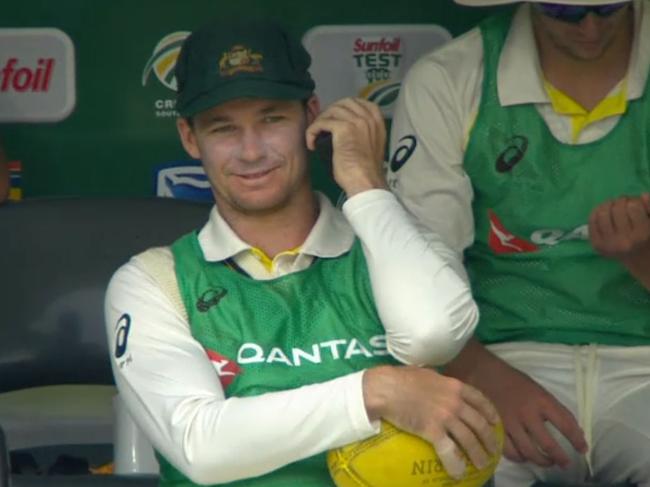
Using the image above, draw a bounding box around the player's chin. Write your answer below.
[230,189,292,215]
[568,39,610,61]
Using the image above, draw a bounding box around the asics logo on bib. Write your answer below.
[489,210,589,254]
[196,287,228,312]
[495,135,528,173]
[237,335,388,367]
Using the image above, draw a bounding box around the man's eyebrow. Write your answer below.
[206,115,232,124]
[259,103,290,114]
[204,102,293,123]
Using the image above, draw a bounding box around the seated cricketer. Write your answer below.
[105,19,500,487]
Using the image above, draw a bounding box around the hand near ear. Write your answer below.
[306,97,387,197]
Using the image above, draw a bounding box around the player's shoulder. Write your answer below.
[132,246,175,271]
[410,27,482,73]
[403,27,483,92]
[108,246,174,294]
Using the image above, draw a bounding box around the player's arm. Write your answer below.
[388,44,478,253]
[444,339,587,468]
[589,194,650,290]
[343,190,478,366]
[305,97,499,475]
[379,42,482,362]
[306,97,477,366]
[391,37,587,468]
[106,256,378,485]
[107,252,500,483]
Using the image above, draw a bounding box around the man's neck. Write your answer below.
[534,12,634,111]
[218,190,319,259]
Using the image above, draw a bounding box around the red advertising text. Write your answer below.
[1,58,55,92]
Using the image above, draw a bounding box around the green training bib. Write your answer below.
[463,11,650,346]
[157,232,398,487]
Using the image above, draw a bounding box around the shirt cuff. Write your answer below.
[341,188,398,221]
[345,370,381,438]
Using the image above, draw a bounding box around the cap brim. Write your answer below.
[455,0,630,5]
[178,79,313,118]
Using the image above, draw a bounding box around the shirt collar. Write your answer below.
[498,1,649,106]
[498,3,548,106]
[197,192,355,262]
[628,0,650,98]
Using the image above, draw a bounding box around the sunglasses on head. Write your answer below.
[537,2,630,23]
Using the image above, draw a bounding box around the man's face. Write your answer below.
[532,3,633,62]
[177,97,319,216]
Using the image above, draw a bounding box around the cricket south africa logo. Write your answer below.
[142,31,189,118]
[142,31,189,90]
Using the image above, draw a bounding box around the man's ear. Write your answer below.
[176,118,201,160]
[305,95,320,125]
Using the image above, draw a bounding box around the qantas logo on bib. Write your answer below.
[488,210,589,254]
[236,335,388,367]
[488,211,538,254]
[205,349,241,388]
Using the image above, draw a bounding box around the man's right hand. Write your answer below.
[444,339,587,468]
[362,365,501,479]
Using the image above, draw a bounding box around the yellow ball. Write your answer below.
[327,421,504,487]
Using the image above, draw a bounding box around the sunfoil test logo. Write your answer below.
[303,25,451,118]
[141,31,190,118]
[353,36,402,112]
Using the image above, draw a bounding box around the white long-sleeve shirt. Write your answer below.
[105,189,477,484]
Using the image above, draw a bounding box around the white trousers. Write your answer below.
[488,342,650,487]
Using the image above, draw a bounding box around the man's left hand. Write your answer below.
[589,194,650,288]
[306,97,387,197]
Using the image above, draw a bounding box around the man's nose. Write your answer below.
[576,13,605,40]
[239,128,265,162]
